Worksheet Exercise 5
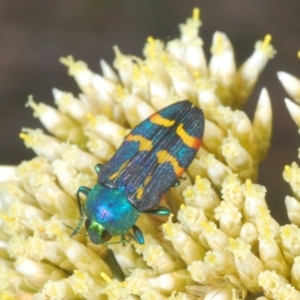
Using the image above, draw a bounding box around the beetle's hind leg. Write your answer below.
[144,205,170,216]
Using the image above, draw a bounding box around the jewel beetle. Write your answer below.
[69,100,204,244]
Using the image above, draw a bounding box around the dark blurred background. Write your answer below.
[1,0,300,224]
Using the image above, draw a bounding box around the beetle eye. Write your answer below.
[101,229,112,242]
[85,218,92,229]
[84,218,112,244]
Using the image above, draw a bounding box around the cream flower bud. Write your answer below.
[229,238,264,293]
[253,88,272,162]
[183,176,220,219]
[39,278,77,300]
[162,216,206,264]
[26,97,86,147]
[291,256,300,290]
[195,79,221,112]
[202,119,226,155]
[85,113,128,149]
[52,88,91,124]
[204,250,237,276]
[188,260,219,284]
[0,261,32,294]
[210,105,234,132]
[285,195,300,226]
[167,9,207,78]
[57,235,112,279]
[177,205,208,242]
[167,64,196,100]
[231,110,257,160]
[273,284,300,300]
[113,46,134,88]
[92,73,118,102]
[191,150,231,188]
[20,128,65,161]
[221,131,257,181]
[140,288,167,300]
[130,63,152,101]
[8,236,74,272]
[192,276,247,300]
[51,159,93,197]
[214,201,242,237]
[283,163,300,200]
[179,8,202,42]
[242,179,268,223]
[121,95,155,128]
[149,80,173,111]
[20,170,77,218]
[209,32,235,87]
[239,222,258,251]
[201,221,229,251]
[127,268,193,295]
[60,56,93,89]
[100,59,119,84]
[143,36,165,61]
[85,131,115,162]
[234,34,275,107]
[203,289,243,300]
[221,173,244,209]
[209,32,236,107]
[69,270,105,299]
[134,234,179,274]
[256,207,288,278]
[14,257,67,289]
[16,155,51,186]
[110,238,147,276]
[284,97,300,128]
[280,224,300,266]
[60,144,99,175]
[258,236,290,278]
[257,270,289,299]
[277,71,300,104]
[2,200,49,236]
[0,182,17,212]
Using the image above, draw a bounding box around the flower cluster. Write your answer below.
[1,7,299,300]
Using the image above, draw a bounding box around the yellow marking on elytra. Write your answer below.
[136,186,144,200]
[136,175,152,200]
[156,150,184,176]
[176,123,201,149]
[109,160,129,181]
[150,113,175,127]
[126,134,153,151]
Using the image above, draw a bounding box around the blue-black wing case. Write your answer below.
[98,100,204,211]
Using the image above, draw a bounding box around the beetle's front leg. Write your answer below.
[69,186,91,237]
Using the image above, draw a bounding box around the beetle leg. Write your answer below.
[172,180,180,187]
[95,163,103,175]
[69,186,91,237]
[144,205,170,216]
[131,225,144,244]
